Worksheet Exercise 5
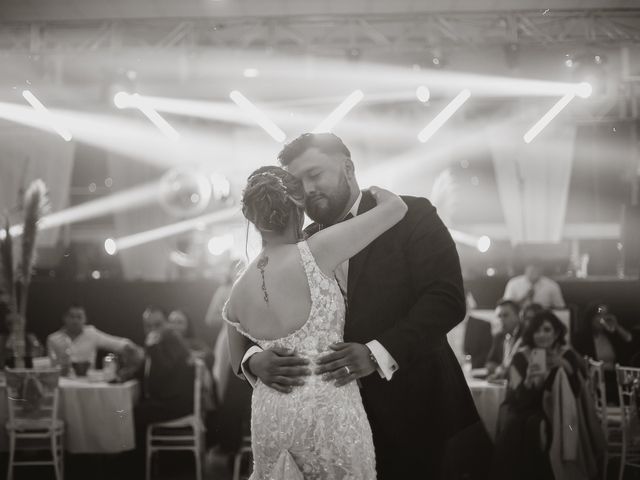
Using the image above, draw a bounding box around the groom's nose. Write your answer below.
[302,178,315,194]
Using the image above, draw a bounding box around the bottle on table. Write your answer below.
[103,353,118,381]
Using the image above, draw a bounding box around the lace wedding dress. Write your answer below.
[224,241,376,479]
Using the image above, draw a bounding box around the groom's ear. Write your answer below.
[344,158,355,178]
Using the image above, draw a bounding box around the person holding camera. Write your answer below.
[574,302,633,404]
[493,310,586,480]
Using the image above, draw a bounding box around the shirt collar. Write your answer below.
[346,191,363,219]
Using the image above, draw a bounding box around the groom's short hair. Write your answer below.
[277,132,351,166]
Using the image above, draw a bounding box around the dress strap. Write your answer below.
[296,240,316,285]
[296,241,331,302]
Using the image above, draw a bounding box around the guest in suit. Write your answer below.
[234,133,479,478]
[168,309,214,370]
[486,300,523,379]
[573,302,633,404]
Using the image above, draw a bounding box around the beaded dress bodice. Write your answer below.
[224,241,375,479]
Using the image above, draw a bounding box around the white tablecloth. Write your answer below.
[467,378,507,440]
[1,377,139,453]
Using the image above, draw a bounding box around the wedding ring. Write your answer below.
[344,366,351,375]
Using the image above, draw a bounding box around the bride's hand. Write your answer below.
[369,187,407,221]
[369,186,402,206]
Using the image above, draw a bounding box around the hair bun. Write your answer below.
[241,166,305,234]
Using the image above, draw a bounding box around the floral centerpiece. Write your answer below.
[0,179,49,368]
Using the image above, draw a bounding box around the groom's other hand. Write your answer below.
[248,347,311,393]
[316,343,376,386]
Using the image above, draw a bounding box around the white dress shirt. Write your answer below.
[47,325,130,367]
[241,191,399,385]
[503,275,565,308]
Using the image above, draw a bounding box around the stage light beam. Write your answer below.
[417,89,471,143]
[112,207,239,251]
[312,89,364,133]
[22,90,72,141]
[229,90,286,143]
[523,92,576,144]
[114,92,180,141]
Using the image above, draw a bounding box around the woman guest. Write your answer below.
[494,310,586,480]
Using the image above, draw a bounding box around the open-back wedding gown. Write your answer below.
[224,241,376,479]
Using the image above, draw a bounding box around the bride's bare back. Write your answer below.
[231,244,314,340]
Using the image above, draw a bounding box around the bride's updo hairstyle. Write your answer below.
[242,166,305,234]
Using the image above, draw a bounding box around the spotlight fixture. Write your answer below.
[477,235,491,253]
[104,238,117,255]
[416,86,431,103]
[571,53,607,95]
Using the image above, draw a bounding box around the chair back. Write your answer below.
[586,357,607,427]
[5,367,61,425]
[193,358,204,423]
[615,365,640,436]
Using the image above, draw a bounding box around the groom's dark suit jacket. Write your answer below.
[307,191,479,477]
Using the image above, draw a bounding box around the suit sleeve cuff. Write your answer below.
[367,340,399,380]
[241,346,263,388]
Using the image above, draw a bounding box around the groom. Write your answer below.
[236,133,479,478]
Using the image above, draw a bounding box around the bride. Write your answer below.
[224,165,407,479]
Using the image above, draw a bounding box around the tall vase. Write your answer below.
[6,311,27,368]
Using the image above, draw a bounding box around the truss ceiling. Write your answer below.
[1,6,640,54]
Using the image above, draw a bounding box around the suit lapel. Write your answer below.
[347,190,376,307]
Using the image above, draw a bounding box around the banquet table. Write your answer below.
[0,375,140,453]
[467,378,507,440]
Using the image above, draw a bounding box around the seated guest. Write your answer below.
[573,302,633,404]
[168,309,214,369]
[503,262,565,309]
[493,310,587,480]
[47,304,136,369]
[521,302,544,333]
[486,300,523,379]
[131,306,196,474]
[168,308,216,414]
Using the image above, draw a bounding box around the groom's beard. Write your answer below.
[305,176,351,226]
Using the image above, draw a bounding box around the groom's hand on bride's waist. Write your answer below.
[248,347,311,394]
[315,343,377,387]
